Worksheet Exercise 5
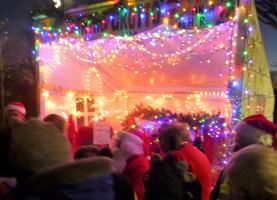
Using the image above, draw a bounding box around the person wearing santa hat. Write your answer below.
[111,131,150,200]
[4,101,26,125]
[233,114,277,151]
[0,102,26,177]
[210,114,277,200]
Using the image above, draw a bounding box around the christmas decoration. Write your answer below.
[67,114,77,153]
[122,104,231,167]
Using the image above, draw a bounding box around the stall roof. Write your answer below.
[40,21,237,95]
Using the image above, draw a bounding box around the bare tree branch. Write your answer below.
[255,0,277,29]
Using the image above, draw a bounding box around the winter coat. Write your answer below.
[124,155,150,200]
[171,143,212,200]
[0,127,13,177]
[209,169,230,200]
[16,157,134,200]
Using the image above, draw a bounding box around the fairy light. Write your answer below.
[52,0,62,8]
[86,67,103,97]
[42,90,49,97]
[34,3,246,165]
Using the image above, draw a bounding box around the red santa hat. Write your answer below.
[5,102,26,116]
[243,114,277,135]
[234,114,277,150]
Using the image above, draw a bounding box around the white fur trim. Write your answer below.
[118,131,144,156]
[6,104,26,115]
[235,121,273,147]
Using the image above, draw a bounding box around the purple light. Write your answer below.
[204,8,208,13]
[222,160,228,165]
[232,81,238,87]
[244,90,249,95]
[247,26,254,32]
[248,60,254,64]
[66,26,71,31]
[109,15,114,20]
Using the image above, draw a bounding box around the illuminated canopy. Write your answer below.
[40,21,236,95]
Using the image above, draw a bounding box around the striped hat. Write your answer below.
[5,102,26,115]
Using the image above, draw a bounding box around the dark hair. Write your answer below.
[99,147,113,158]
[43,114,65,132]
[158,123,191,152]
[74,145,100,160]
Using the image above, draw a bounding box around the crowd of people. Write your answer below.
[1,101,277,200]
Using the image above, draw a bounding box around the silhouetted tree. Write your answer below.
[1,29,38,117]
[255,0,277,29]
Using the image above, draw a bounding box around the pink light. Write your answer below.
[85,27,91,32]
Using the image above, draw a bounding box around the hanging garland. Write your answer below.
[122,104,229,139]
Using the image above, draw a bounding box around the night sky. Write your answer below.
[0,0,277,67]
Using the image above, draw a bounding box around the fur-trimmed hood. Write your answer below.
[9,118,71,179]
[20,157,115,193]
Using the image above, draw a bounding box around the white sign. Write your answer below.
[93,122,111,145]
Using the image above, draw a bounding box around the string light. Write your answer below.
[34,1,269,168]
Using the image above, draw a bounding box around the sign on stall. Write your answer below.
[93,122,111,145]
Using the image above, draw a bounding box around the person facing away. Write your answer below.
[0,101,27,177]
[111,131,150,200]
[225,145,277,200]
[144,153,201,200]
[158,123,212,200]
[0,118,134,200]
[74,145,100,160]
[43,114,66,133]
[210,114,277,200]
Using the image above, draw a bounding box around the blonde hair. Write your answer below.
[158,123,191,153]
[226,145,277,200]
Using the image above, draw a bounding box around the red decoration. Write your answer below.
[67,114,77,153]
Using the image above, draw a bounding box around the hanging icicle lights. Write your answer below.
[38,19,238,118]
[39,20,237,74]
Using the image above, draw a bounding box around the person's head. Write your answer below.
[226,145,277,200]
[74,145,100,160]
[43,114,66,133]
[111,131,144,157]
[233,114,277,152]
[5,102,26,125]
[158,123,191,153]
[6,118,70,180]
